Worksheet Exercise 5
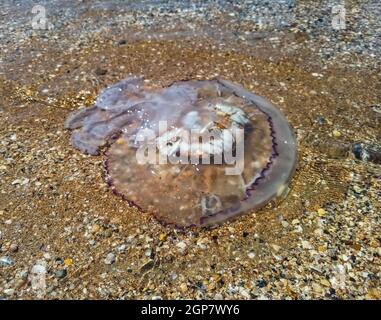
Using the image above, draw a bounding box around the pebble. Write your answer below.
[247,252,256,259]
[91,224,101,233]
[352,142,381,164]
[29,263,47,291]
[301,241,313,250]
[95,68,108,76]
[64,258,73,267]
[117,244,126,252]
[317,208,326,217]
[3,288,15,296]
[332,130,342,137]
[11,178,29,185]
[43,252,51,260]
[291,219,300,225]
[239,287,251,299]
[9,243,18,252]
[281,220,289,228]
[55,269,67,279]
[140,259,155,273]
[117,39,128,46]
[176,241,187,253]
[271,244,281,252]
[179,283,188,293]
[214,293,223,300]
[158,233,167,242]
[0,256,14,266]
[320,279,331,287]
[104,253,116,265]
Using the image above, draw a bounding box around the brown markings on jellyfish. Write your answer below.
[65,76,297,227]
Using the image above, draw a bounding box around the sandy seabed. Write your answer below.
[0,0,380,299]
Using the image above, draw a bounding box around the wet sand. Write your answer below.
[0,1,380,299]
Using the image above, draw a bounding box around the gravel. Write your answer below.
[0,0,380,300]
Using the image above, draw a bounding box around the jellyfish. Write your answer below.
[65,76,297,227]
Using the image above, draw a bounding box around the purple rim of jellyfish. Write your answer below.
[198,79,296,227]
[199,108,279,225]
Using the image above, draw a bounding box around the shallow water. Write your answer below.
[0,0,380,300]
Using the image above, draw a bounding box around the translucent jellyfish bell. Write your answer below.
[65,77,297,227]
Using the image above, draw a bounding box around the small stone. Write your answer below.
[239,287,251,299]
[0,256,14,266]
[43,252,51,260]
[332,130,341,137]
[294,225,303,233]
[197,238,208,249]
[152,295,162,300]
[104,229,112,238]
[64,258,73,267]
[176,241,187,253]
[256,279,267,288]
[351,243,362,251]
[214,293,223,300]
[180,283,188,293]
[55,269,67,279]
[104,253,116,265]
[281,220,289,228]
[312,282,322,294]
[366,288,381,299]
[340,254,350,262]
[318,245,326,253]
[158,233,167,242]
[3,288,15,296]
[352,142,381,164]
[301,240,313,250]
[91,224,101,233]
[29,263,47,291]
[11,178,29,185]
[315,115,326,124]
[320,279,331,287]
[117,244,126,252]
[247,252,256,259]
[145,249,152,257]
[317,208,326,216]
[291,219,300,225]
[271,244,281,252]
[117,39,128,46]
[95,68,107,76]
[9,243,18,252]
[140,259,155,273]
